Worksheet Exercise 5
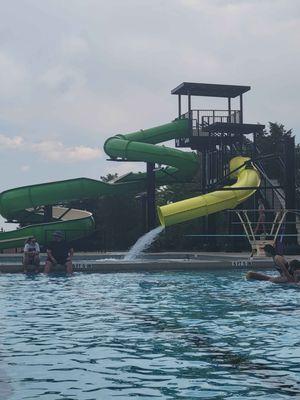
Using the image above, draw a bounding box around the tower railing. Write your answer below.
[175,109,241,146]
[182,109,241,135]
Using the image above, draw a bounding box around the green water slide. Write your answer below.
[0,119,198,249]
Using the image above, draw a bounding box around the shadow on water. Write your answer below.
[0,366,13,400]
[127,277,300,396]
[0,342,14,400]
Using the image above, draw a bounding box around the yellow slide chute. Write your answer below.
[157,156,260,227]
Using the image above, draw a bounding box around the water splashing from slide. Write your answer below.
[124,226,164,261]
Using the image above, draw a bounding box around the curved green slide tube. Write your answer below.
[0,119,260,250]
[0,119,199,249]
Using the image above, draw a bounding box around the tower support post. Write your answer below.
[284,136,297,244]
[44,206,53,222]
[146,162,156,231]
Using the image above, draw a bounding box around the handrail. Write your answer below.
[181,109,241,127]
[183,109,240,113]
[228,209,300,212]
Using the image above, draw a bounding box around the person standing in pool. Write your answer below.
[247,244,294,283]
[263,244,293,281]
[45,231,74,274]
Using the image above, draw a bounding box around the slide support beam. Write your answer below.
[146,162,156,231]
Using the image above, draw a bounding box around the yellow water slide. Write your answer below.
[157,156,260,227]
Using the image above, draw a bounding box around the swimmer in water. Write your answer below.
[246,244,295,283]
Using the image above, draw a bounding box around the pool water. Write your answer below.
[0,270,299,399]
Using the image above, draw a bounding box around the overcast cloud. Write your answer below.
[0,0,299,228]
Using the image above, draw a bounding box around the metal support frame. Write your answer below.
[201,152,207,192]
[284,137,297,244]
[239,94,243,123]
[172,82,298,253]
[44,205,53,222]
[228,97,231,121]
[146,162,156,231]
[233,209,291,257]
[57,208,72,221]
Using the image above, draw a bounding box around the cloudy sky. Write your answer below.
[0,0,300,228]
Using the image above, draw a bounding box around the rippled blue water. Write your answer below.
[0,270,299,399]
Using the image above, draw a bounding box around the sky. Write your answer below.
[0,0,300,229]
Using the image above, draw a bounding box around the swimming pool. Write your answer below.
[0,270,299,399]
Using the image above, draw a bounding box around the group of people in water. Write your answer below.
[23,231,74,273]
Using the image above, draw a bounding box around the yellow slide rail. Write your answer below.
[157,156,260,227]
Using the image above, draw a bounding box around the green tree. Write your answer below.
[100,173,118,183]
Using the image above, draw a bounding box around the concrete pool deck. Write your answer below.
[0,252,278,273]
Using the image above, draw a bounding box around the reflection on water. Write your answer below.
[0,271,299,399]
